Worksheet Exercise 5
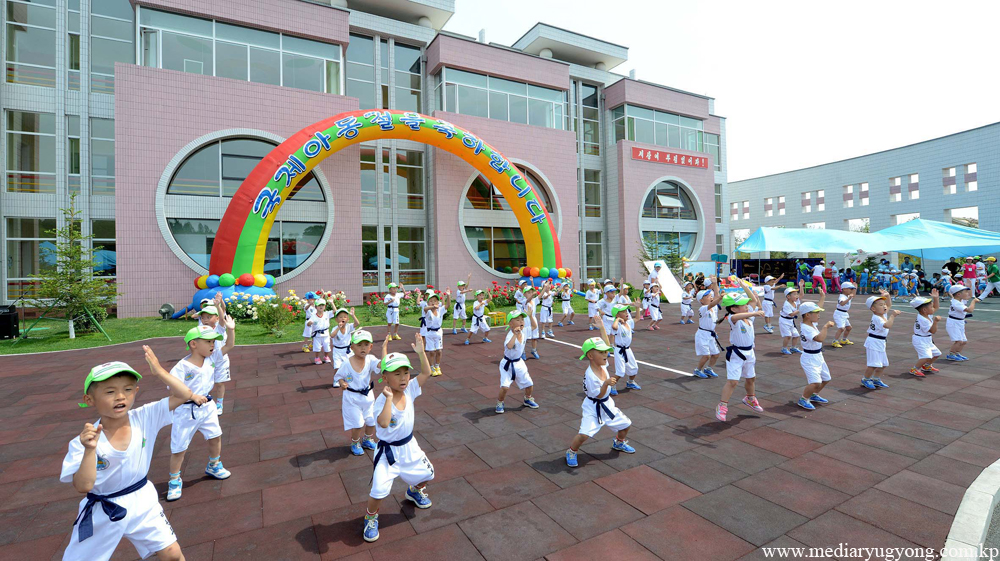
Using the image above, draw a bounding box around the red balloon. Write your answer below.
[564,268,573,278]
[238,273,255,286]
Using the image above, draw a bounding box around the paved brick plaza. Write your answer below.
[2,307,999,560]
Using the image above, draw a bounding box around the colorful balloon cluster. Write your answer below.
[518,266,572,279]
[195,272,275,289]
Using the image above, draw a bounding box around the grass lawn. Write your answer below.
[0,301,606,355]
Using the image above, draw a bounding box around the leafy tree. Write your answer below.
[638,233,683,276]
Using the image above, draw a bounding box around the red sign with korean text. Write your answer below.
[630,146,709,169]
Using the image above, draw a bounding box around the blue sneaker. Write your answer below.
[797,397,817,410]
[521,353,528,361]
[626,381,641,390]
[361,436,377,451]
[957,354,970,361]
[557,322,564,327]
[589,325,595,330]
[609,387,618,396]
[946,353,961,361]
[482,337,491,343]
[611,439,636,453]
[566,449,579,467]
[568,321,575,325]
[687,319,695,324]
[523,397,539,409]
[350,441,364,456]
[547,330,555,337]
[463,340,470,345]
[495,401,505,414]
[166,478,182,501]
[861,378,877,390]
[452,328,458,335]
[680,320,686,324]
[693,369,709,379]
[363,515,379,542]
[531,350,540,360]
[405,486,432,509]
[205,460,231,480]
[461,328,469,333]
[704,367,718,378]
[873,378,889,388]
[790,348,803,354]
[809,394,829,404]
[216,398,224,416]
[781,348,792,355]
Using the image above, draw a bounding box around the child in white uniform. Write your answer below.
[452,275,472,334]
[779,281,806,354]
[760,274,784,333]
[585,280,600,330]
[198,297,232,415]
[796,299,834,410]
[615,281,636,330]
[694,278,725,379]
[946,284,976,361]
[307,299,333,365]
[611,305,641,391]
[524,285,542,359]
[646,284,663,330]
[166,322,236,501]
[557,283,576,327]
[715,283,766,421]
[384,283,403,341]
[680,282,695,324]
[597,284,618,336]
[464,290,493,345]
[862,291,899,390]
[363,335,436,543]
[640,280,651,319]
[910,291,942,376]
[565,320,635,468]
[496,310,539,414]
[330,307,360,370]
[514,280,528,313]
[831,282,857,348]
[334,330,387,456]
[301,292,317,352]
[60,348,200,561]
[421,290,449,376]
[539,282,555,338]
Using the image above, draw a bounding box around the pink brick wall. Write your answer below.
[431,111,579,290]
[132,0,350,45]
[115,64,359,318]
[426,35,570,91]
[617,140,717,284]
[605,78,712,120]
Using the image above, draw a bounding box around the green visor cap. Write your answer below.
[387,283,398,289]
[381,352,412,372]
[579,337,613,360]
[721,293,751,307]
[351,329,373,344]
[612,305,631,316]
[80,361,141,407]
[199,305,219,316]
[184,325,223,347]
[334,307,350,316]
[506,310,526,323]
[475,289,485,296]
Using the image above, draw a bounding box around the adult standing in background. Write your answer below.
[901,256,914,273]
[811,260,827,294]
[829,261,841,293]
[944,257,960,279]
[962,257,978,292]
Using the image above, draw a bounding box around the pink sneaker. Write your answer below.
[323,357,332,363]
[313,358,322,365]
[741,395,764,413]
[715,402,728,422]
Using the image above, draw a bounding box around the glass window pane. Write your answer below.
[634,118,654,145]
[347,62,373,81]
[528,84,562,103]
[360,146,377,207]
[166,218,219,269]
[283,35,339,60]
[7,133,56,173]
[457,84,488,118]
[654,110,679,124]
[216,41,248,81]
[282,53,324,92]
[161,31,213,75]
[684,127,699,151]
[581,84,598,107]
[7,111,55,134]
[397,240,424,270]
[325,61,340,95]
[680,116,702,130]
[91,117,114,139]
[465,226,491,267]
[215,21,279,49]
[527,98,551,128]
[627,105,654,120]
[93,219,116,239]
[91,16,132,41]
[6,24,57,71]
[90,36,131,92]
[489,91,508,121]
[668,124,681,148]
[488,76,526,95]
[281,221,324,272]
[91,139,114,177]
[249,47,280,85]
[654,123,667,147]
[93,0,133,20]
[491,227,525,272]
[168,142,219,196]
[140,9,212,35]
[395,86,419,112]
[7,2,56,28]
[583,120,599,145]
[447,68,488,88]
[346,34,374,64]
[394,43,420,73]
[348,77,377,110]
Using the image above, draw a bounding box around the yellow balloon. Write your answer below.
[253,274,267,287]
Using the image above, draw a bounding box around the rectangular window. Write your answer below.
[778,195,785,215]
[5,0,57,88]
[716,234,724,255]
[804,222,825,229]
[397,226,425,285]
[611,105,714,159]
[764,197,773,217]
[583,169,601,217]
[91,0,134,94]
[442,67,565,130]
[742,200,749,220]
[843,184,854,208]
[6,217,57,299]
[585,231,603,280]
[847,217,869,232]
[581,83,600,156]
[802,192,811,213]
[860,182,869,206]
[394,43,422,112]
[949,206,978,229]
[362,225,378,287]
[730,201,739,220]
[705,133,721,171]
[893,212,919,225]
[68,4,81,90]
[92,219,116,278]
[359,145,378,208]
[965,163,978,192]
[395,149,424,210]
[383,225,393,287]
[643,231,697,260]
[908,173,919,200]
[967,163,977,174]
[467,226,525,274]
[715,184,723,224]
[6,111,56,193]
[816,190,825,212]
[91,118,115,195]
[889,176,901,202]
[943,166,957,195]
[347,34,375,109]
[68,115,81,194]
[968,180,978,192]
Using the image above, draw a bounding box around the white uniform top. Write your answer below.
[584,365,612,400]
[728,315,755,347]
[836,295,852,313]
[213,323,230,373]
[504,330,526,357]
[524,298,538,328]
[648,270,659,286]
[800,322,823,352]
[616,294,632,309]
[540,293,554,310]
[585,289,599,304]
[949,299,968,321]
[762,285,774,302]
[597,298,615,320]
[331,322,354,349]
[169,354,218,397]
[560,290,572,302]
[812,265,825,277]
[60,397,171,494]
[424,305,444,330]
[614,321,633,347]
[455,290,466,307]
[914,314,934,337]
[781,300,799,319]
[514,290,527,310]
[305,306,316,320]
[698,305,718,331]
[310,311,332,336]
[681,291,694,305]
[333,354,381,391]
[384,293,402,308]
[373,379,423,462]
[865,314,889,350]
[472,300,488,319]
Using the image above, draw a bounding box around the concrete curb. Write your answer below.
[943,458,1000,560]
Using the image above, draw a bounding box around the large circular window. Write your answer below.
[638,179,703,259]
[160,135,332,280]
[461,166,558,275]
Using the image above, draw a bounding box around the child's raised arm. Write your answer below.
[350,307,359,325]
[220,315,236,355]
[597,316,611,346]
[930,288,940,313]
[143,345,201,411]
[381,333,390,359]
[412,333,433,387]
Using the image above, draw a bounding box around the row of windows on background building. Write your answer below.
[435,68,566,131]
[6,217,115,299]
[612,105,720,170]
[5,111,114,194]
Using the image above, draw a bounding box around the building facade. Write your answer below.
[1,0,727,317]
[726,122,1000,269]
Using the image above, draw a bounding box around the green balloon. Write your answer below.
[219,273,236,287]
[539,267,550,278]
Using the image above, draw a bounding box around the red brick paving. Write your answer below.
[1,312,999,560]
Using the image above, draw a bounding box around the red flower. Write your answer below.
[346,299,350,303]
[427,285,434,289]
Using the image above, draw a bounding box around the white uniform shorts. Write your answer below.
[302,323,312,338]
[912,336,942,359]
[470,316,491,334]
[385,307,399,324]
[800,352,831,384]
[539,306,553,323]
[170,403,223,454]
[370,446,434,500]
[601,316,614,335]
[865,343,890,368]
[946,319,967,342]
[779,318,799,338]
[424,330,443,351]
[500,358,533,389]
[762,300,775,318]
[62,481,176,561]
[453,302,468,320]
[341,390,376,430]
[312,334,331,353]
[649,306,663,321]
[331,346,351,369]
[833,311,851,329]
[695,329,720,356]
[680,303,694,317]
[588,303,598,318]
[725,347,756,380]
[579,398,631,437]
[528,321,540,340]
[561,301,573,315]
[214,359,231,383]
[613,347,639,378]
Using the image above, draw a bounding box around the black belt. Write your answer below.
[183,394,214,419]
[473,315,485,327]
[73,476,148,542]
[426,326,440,331]
[649,305,660,310]
[344,382,374,395]
[699,327,721,345]
[501,355,522,384]
[780,315,797,320]
[604,314,614,320]
[914,333,931,338]
[588,395,616,423]
[726,344,753,361]
[836,308,850,313]
[373,432,413,467]
[617,345,630,360]
[387,305,398,309]
[803,348,823,354]
[764,298,774,302]
[561,297,571,301]
[333,344,350,350]
[948,315,966,321]
[419,316,426,327]
[455,302,464,312]
[867,333,886,340]
[541,305,552,312]
[312,329,327,335]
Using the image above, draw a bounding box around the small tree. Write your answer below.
[637,234,683,277]
[30,194,117,332]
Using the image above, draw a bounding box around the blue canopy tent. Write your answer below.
[872,219,1000,260]
[737,227,874,254]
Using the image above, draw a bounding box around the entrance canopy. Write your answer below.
[737,227,872,254]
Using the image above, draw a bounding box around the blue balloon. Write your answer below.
[548,268,560,278]
[206,275,220,288]
[264,274,276,288]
